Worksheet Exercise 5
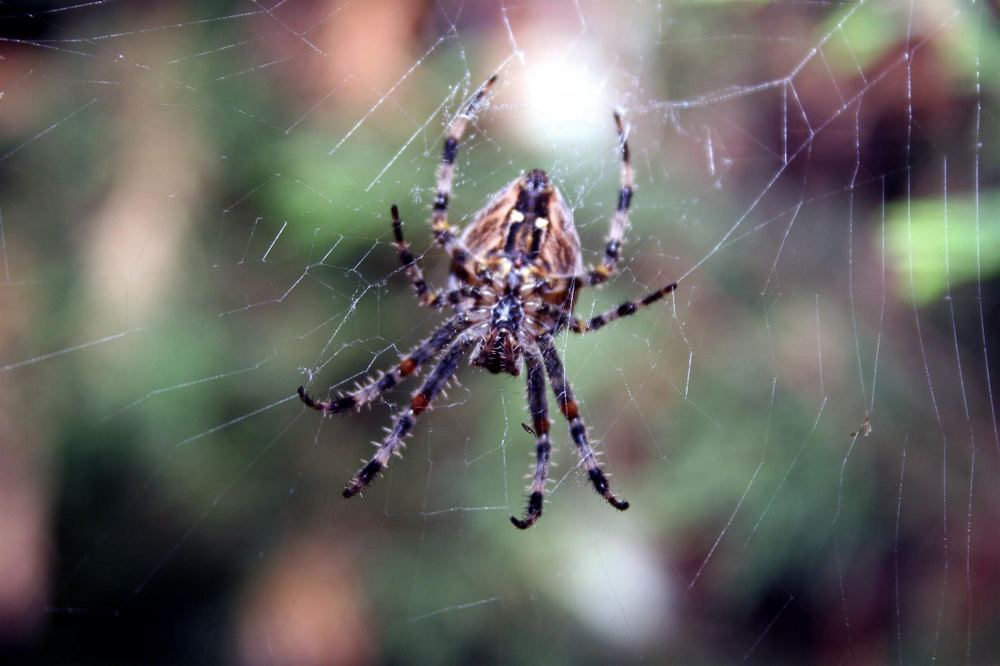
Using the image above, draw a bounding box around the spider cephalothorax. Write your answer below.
[298,74,677,529]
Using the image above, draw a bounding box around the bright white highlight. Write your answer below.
[517,54,611,150]
[554,531,675,648]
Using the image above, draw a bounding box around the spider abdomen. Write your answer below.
[459,171,584,276]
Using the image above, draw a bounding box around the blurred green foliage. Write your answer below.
[887,193,1000,303]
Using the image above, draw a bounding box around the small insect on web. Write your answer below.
[298,73,679,529]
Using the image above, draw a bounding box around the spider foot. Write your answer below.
[588,469,630,511]
[343,459,382,498]
[298,386,357,414]
[606,495,630,511]
[510,491,543,529]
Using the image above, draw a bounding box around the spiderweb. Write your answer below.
[1,1,998,663]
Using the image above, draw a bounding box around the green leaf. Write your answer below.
[886,192,1000,304]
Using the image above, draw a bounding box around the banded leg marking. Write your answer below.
[538,335,629,511]
[298,315,469,414]
[391,204,435,306]
[511,349,551,529]
[571,282,677,333]
[391,204,485,308]
[431,74,497,273]
[587,111,634,287]
[343,335,475,497]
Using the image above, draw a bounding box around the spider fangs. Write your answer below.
[298,74,678,529]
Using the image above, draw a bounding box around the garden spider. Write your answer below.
[299,74,677,529]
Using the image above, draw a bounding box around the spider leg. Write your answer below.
[298,314,470,414]
[537,335,629,511]
[584,111,633,287]
[343,334,475,497]
[511,349,551,529]
[570,281,677,334]
[526,113,633,293]
[391,203,437,306]
[431,74,497,281]
[391,204,486,308]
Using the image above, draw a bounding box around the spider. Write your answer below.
[299,74,677,529]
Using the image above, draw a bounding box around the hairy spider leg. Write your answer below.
[431,74,498,282]
[391,203,434,305]
[391,204,486,309]
[585,111,633,287]
[521,112,634,301]
[570,281,678,333]
[511,349,552,529]
[343,335,476,497]
[298,314,470,414]
[538,335,629,511]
